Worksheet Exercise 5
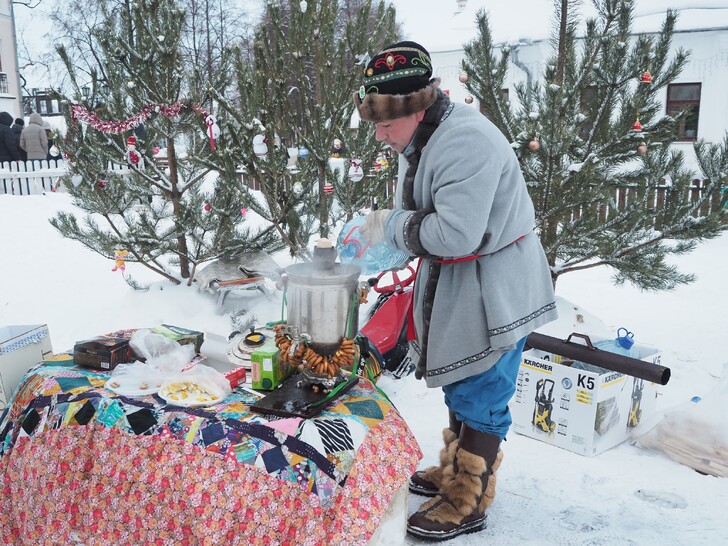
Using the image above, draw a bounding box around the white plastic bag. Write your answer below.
[129,329,196,372]
[636,363,728,477]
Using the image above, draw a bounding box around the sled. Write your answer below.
[359,263,417,379]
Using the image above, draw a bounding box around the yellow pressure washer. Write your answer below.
[533,378,557,433]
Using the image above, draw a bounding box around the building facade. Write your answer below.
[0,0,22,118]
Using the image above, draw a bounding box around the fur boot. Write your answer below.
[407,424,502,541]
[408,412,462,496]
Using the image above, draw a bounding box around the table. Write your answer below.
[0,354,421,545]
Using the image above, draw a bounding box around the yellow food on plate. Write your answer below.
[162,381,219,405]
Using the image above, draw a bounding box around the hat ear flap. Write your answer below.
[354,78,440,123]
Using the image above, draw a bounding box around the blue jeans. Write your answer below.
[443,337,527,440]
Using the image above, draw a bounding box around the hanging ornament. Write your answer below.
[348,158,364,182]
[633,118,643,132]
[96,179,109,190]
[240,207,248,217]
[640,70,653,84]
[253,134,268,157]
[49,144,60,158]
[204,203,212,212]
[293,182,304,195]
[204,115,220,152]
[464,95,474,104]
[111,249,129,273]
[300,0,308,13]
[637,142,648,155]
[373,152,389,172]
[71,175,83,187]
[125,136,144,168]
[330,138,344,158]
[528,139,541,151]
[324,183,334,195]
[298,146,309,159]
[458,72,469,84]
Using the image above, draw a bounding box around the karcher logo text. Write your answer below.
[523,358,553,372]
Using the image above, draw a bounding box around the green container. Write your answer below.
[250,344,291,390]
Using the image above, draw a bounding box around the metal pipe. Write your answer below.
[526,332,671,385]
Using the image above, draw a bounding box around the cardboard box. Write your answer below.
[150,324,205,354]
[0,325,54,408]
[250,342,292,390]
[74,337,133,371]
[509,339,662,457]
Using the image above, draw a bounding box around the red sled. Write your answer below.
[359,264,417,379]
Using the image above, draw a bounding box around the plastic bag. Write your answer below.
[635,363,728,477]
[158,364,232,407]
[129,328,196,372]
[106,329,197,396]
[105,361,167,395]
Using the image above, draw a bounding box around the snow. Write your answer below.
[1,192,727,544]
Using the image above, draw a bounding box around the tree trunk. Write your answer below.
[167,136,191,278]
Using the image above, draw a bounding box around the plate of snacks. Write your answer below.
[105,364,164,396]
[158,380,225,407]
[106,378,163,396]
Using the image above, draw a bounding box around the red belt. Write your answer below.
[405,235,527,341]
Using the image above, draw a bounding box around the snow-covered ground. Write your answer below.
[1,192,726,544]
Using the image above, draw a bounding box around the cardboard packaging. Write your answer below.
[250,342,292,390]
[0,325,54,408]
[509,338,662,457]
[74,337,133,371]
[150,324,205,354]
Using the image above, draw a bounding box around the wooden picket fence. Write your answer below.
[570,179,725,227]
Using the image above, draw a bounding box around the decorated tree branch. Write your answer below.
[463,0,726,290]
[50,0,282,285]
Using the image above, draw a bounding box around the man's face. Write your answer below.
[374,111,425,153]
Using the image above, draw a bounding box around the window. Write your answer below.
[479,89,509,117]
[0,73,9,94]
[667,83,701,141]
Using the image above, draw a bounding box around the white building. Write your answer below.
[0,0,22,117]
[392,0,728,168]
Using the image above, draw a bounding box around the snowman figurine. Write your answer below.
[348,158,364,182]
[253,134,268,158]
[204,115,220,151]
[126,136,144,168]
[330,138,345,158]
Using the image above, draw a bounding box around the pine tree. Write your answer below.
[208,0,398,258]
[463,0,727,290]
[50,0,282,285]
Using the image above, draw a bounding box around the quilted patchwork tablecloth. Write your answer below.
[0,354,422,545]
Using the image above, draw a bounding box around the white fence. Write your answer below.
[0,160,68,195]
[0,161,139,195]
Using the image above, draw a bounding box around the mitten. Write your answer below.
[360,209,391,245]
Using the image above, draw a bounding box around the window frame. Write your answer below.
[666,83,701,142]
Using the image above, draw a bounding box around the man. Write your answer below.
[0,111,21,163]
[11,118,27,161]
[354,41,558,541]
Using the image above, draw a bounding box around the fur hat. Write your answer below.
[353,40,440,122]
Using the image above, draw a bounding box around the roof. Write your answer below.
[388,0,728,52]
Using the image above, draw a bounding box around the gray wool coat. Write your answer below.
[19,113,49,161]
[383,101,558,388]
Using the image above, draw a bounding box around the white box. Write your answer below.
[0,325,53,409]
[509,340,662,457]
